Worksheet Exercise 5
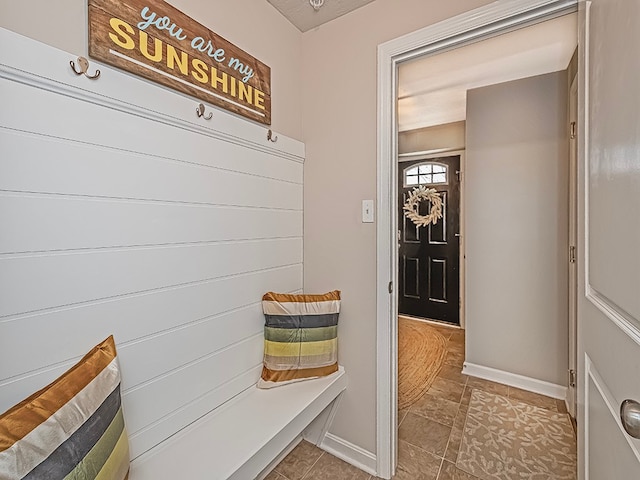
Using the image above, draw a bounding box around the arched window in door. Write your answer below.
[403,162,448,187]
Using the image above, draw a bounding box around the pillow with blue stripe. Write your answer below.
[0,335,129,480]
[259,290,340,389]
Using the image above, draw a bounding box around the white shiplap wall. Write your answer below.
[0,28,304,459]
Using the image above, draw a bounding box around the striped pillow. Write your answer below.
[259,291,340,389]
[0,336,129,480]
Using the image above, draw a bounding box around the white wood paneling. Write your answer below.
[0,265,301,383]
[0,130,302,211]
[0,88,303,186]
[0,194,302,254]
[0,238,302,317]
[129,366,263,459]
[123,335,264,436]
[0,27,304,461]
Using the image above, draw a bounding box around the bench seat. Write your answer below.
[130,367,347,480]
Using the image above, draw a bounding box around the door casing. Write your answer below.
[375,1,579,477]
[568,72,578,418]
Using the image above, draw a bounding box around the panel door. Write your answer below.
[579,0,640,477]
[398,156,460,324]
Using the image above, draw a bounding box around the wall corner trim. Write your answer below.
[463,362,568,399]
[320,433,377,476]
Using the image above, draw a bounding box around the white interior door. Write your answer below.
[578,0,640,478]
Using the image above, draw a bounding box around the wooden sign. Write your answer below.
[88,0,271,125]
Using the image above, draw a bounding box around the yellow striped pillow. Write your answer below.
[259,291,340,389]
[0,336,129,480]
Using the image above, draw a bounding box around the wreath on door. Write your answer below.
[403,186,443,228]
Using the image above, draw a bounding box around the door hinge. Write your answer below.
[569,246,576,264]
[570,121,577,139]
[456,170,462,182]
[388,281,393,294]
[569,369,576,388]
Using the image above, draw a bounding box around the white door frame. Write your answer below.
[375,0,578,477]
[568,72,579,418]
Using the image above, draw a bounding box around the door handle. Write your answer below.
[454,233,461,237]
[620,399,640,438]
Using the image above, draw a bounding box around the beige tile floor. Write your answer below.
[266,324,570,480]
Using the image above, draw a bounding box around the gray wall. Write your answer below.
[465,72,569,386]
[399,121,466,155]
[300,0,492,454]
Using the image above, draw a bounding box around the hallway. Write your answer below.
[268,325,576,479]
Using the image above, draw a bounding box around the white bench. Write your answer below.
[130,367,347,480]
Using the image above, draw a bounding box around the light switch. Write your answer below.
[362,200,374,223]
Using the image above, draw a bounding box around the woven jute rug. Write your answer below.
[397,316,447,409]
[457,389,577,480]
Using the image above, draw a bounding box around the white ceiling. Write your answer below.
[267,0,376,32]
[398,13,578,132]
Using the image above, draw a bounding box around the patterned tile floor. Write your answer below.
[266,324,573,480]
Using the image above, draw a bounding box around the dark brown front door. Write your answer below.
[398,156,461,324]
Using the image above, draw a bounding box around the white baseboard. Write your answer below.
[320,433,377,476]
[463,362,567,400]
